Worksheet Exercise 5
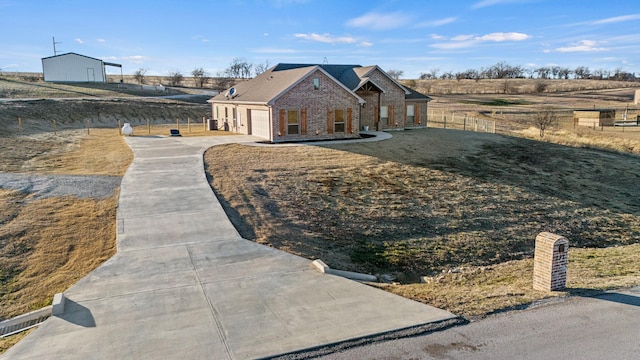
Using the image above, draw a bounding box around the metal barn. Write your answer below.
[41,52,122,82]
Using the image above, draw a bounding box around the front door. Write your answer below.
[356,91,380,131]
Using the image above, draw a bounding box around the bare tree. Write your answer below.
[533,106,557,138]
[224,58,253,79]
[133,68,147,84]
[254,60,270,76]
[387,69,404,80]
[574,66,590,79]
[167,70,183,86]
[191,67,209,88]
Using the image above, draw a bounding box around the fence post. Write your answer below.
[118,120,121,135]
[52,120,57,135]
[147,119,150,134]
[444,116,447,129]
[18,117,22,136]
[493,120,496,134]
[203,116,206,131]
[463,115,467,130]
[176,118,179,130]
[86,119,90,135]
[188,117,191,132]
[475,118,478,132]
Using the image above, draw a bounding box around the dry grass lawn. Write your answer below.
[204,128,640,317]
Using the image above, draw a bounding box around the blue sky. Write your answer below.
[1,0,639,79]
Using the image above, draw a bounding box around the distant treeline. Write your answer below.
[417,62,638,82]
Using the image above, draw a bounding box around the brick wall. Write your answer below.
[272,69,360,142]
[366,69,406,130]
[406,100,429,128]
[533,232,569,291]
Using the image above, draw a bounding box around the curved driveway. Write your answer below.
[4,134,456,359]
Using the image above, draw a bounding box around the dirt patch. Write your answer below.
[204,129,640,283]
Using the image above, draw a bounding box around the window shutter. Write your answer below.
[404,105,407,124]
[301,108,307,135]
[389,105,395,126]
[279,109,286,136]
[374,106,379,127]
[327,108,333,134]
[347,108,353,133]
[416,103,421,124]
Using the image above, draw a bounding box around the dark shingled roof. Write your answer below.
[209,63,430,104]
[403,85,432,101]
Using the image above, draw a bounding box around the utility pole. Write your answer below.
[52,36,62,55]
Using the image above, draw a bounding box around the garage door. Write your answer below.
[251,109,270,139]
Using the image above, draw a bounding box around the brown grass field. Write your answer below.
[1,77,640,351]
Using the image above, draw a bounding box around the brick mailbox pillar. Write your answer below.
[533,232,569,291]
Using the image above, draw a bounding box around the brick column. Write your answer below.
[533,232,569,291]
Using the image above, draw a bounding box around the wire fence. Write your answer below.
[9,116,215,137]
[426,110,496,134]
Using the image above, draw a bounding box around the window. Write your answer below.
[406,104,415,123]
[380,106,389,125]
[313,78,320,90]
[287,110,299,134]
[334,109,345,133]
[232,107,237,128]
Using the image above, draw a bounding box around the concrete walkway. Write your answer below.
[4,134,456,359]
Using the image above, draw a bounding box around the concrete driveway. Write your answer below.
[4,134,456,359]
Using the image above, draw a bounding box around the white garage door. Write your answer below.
[251,109,270,139]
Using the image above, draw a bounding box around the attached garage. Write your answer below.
[250,109,271,139]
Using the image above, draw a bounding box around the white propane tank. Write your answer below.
[122,123,133,135]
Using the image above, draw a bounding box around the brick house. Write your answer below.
[208,63,430,143]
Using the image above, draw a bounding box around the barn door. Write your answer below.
[87,68,95,82]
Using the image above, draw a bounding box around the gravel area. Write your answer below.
[0,173,121,199]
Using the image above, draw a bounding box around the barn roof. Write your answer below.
[41,52,122,68]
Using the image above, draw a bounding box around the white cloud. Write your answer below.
[476,32,530,41]
[346,11,412,30]
[431,31,531,50]
[96,39,106,43]
[263,33,269,37]
[417,17,457,27]
[294,33,356,44]
[431,34,447,40]
[452,34,475,41]
[122,55,149,63]
[358,41,373,47]
[555,40,607,52]
[75,38,84,44]
[592,14,640,25]
[472,0,535,9]
[192,35,210,43]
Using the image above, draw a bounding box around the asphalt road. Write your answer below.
[312,287,640,360]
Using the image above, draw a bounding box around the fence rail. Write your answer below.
[427,110,496,134]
